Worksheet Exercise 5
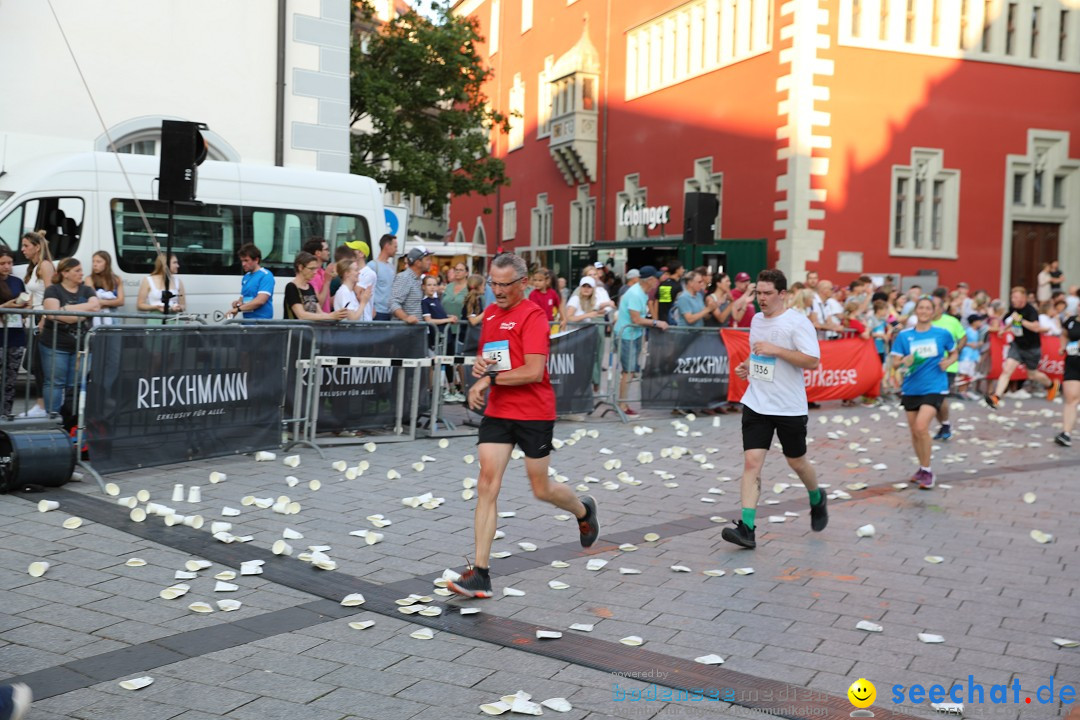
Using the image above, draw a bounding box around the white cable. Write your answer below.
[46,0,161,252]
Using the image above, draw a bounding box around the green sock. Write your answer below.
[809,488,822,506]
[741,507,756,530]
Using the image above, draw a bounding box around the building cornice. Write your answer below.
[452,0,485,17]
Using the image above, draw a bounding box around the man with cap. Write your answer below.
[655,261,684,325]
[390,246,433,324]
[371,234,398,321]
[227,243,274,321]
[352,241,378,322]
[614,265,667,415]
[729,272,757,328]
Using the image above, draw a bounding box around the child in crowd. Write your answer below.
[958,314,987,399]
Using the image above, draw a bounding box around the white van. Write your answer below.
[0,152,387,319]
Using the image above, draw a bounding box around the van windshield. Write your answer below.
[111,199,370,276]
[0,196,85,262]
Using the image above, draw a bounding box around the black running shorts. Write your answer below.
[1065,356,1080,383]
[900,393,945,412]
[741,406,808,458]
[478,416,555,458]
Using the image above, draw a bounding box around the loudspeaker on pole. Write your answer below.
[158,120,209,203]
[683,192,720,245]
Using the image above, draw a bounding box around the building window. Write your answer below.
[117,140,157,155]
[905,0,917,43]
[531,194,553,247]
[1013,172,1026,204]
[683,156,723,240]
[931,0,942,46]
[508,73,525,151]
[880,1,890,40]
[521,0,532,33]
[502,201,517,240]
[1031,5,1041,57]
[852,0,863,36]
[490,0,501,54]
[982,0,994,51]
[625,0,772,100]
[569,186,596,245]
[1060,10,1069,61]
[959,0,971,49]
[1053,175,1067,208]
[615,174,647,241]
[1034,169,1045,206]
[890,148,959,258]
[1006,2,1018,54]
[537,56,554,139]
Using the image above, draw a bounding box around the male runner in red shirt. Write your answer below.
[448,253,599,598]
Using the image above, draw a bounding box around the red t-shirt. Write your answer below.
[478,300,556,421]
[528,287,562,321]
[847,318,866,336]
[730,289,756,328]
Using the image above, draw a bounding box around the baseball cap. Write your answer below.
[625,268,640,279]
[967,313,987,324]
[638,265,660,279]
[579,276,597,287]
[735,272,751,282]
[344,240,370,258]
[593,261,605,269]
[405,246,433,264]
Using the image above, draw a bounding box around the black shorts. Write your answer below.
[1007,343,1042,370]
[478,416,555,458]
[900,393,945,412]
[1065,357,1080,383]
[742,406,807,458]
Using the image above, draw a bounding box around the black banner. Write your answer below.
[641,329,729,409]
[292,324,429,433]
[549,325,599,415]
[85,327,287,474]
[461,325,598,416]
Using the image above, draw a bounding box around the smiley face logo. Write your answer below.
[848,678,876,709]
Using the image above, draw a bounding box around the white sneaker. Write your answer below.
[17,405,48,418]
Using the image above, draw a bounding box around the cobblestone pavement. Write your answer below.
[1,396,1077,720]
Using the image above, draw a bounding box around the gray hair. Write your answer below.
[491,252,528,279]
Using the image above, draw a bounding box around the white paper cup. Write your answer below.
[117,496,138,509]
[272,540,293,556]
[182,515,204,529]
[130,507,147,522]
[164,514,185,527]
[37,500,59,512]
[210,522,232,534]
[136,489,151,503]
[28,561,50,577]
[171,484,185,502]
[272,501,289,514]
[208,471,227,484]
[104,482,121,496]
[186,486,201,504]
[145,502,166,516]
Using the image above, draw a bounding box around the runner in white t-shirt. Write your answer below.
[723,268,828,550]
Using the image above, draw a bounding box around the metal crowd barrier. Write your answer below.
[0,307,206,491]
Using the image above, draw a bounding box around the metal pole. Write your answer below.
[162,200,174,320]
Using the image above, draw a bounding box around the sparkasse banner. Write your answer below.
[85,326,287,474]
[721,331,882,403]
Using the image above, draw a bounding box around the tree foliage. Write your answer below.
[350,1,510,215]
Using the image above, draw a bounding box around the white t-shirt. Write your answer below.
[333,283,373,322]
[741,308,820,417]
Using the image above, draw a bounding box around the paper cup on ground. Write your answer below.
[208,471,226,483]
[164,514,186,527]
[37,500,59,512]
[182,515,204,529]
[283,454,300,468]
[186,486,201,504]
[272,540,293,556]
[104,482,120,496]
[272,501,289,514]
[119,676,154,690]
[62,517,83,530]
[117,496,138,508]
[255,451,276,461]
[210,522,232,534]
[129,507,147,522]
[28,561,50,577]
[171,484,185,502]
[136,489,151,502]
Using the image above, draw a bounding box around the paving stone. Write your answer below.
[310,687,428,720]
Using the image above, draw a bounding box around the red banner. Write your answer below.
[721,331,883,403]
[987,334,1064,381]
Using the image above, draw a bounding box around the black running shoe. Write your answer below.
[1054,432,1071,447]
[446,567,493,599]
[578,496,599,547]
[810,491,828,532]
[721,520,756,549]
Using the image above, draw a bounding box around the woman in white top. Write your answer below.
[332,259,371,322]
[565,276,607,391]
[137,253,185,317]
[17,231,55,418]
[85,250,125,324]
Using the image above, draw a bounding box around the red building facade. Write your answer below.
[450,0,1080,296]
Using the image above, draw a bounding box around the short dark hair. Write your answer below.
[334,245,356,262]
[757,268,787,292]
[302,238,327,255]
[379,234,397,250]
[237,243,261,261]
[932,286,948,300]
[293,251,318,272]
[667,260,683,274]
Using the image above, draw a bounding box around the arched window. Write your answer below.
[95,116,240,162]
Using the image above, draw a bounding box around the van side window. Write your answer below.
[0,197,84,262]
[111,199,370,276]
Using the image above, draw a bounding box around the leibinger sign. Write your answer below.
[617,202,670,230]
